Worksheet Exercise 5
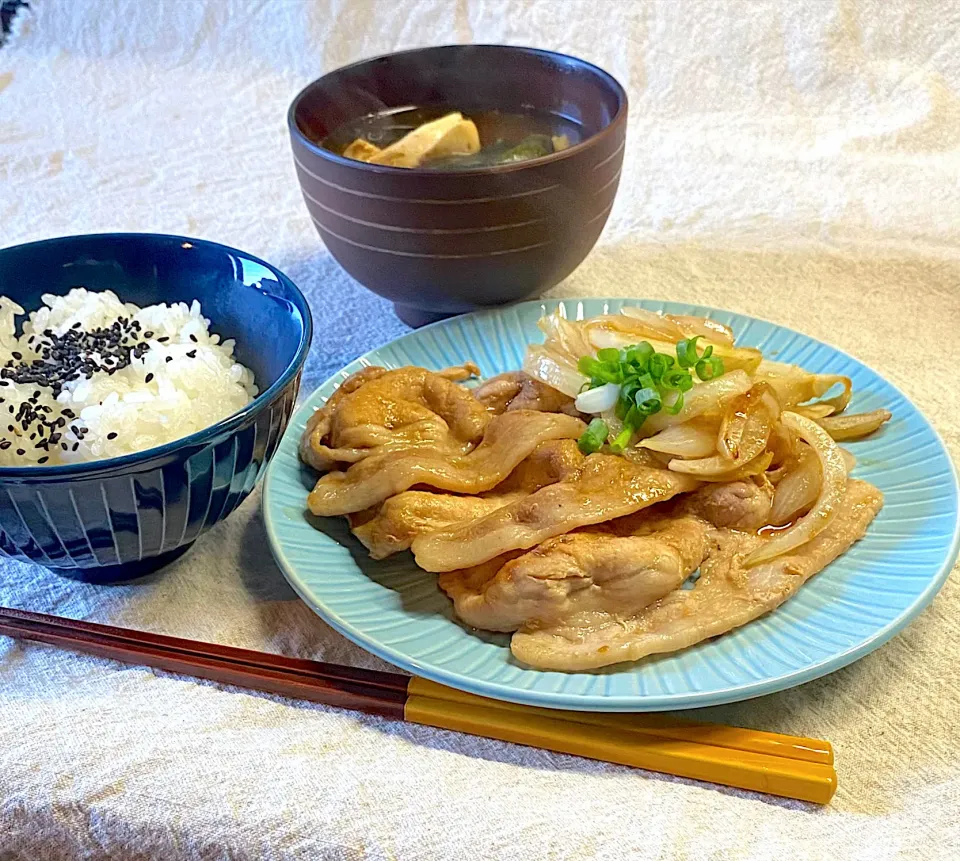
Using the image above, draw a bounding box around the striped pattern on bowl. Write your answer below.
[0,233,312,583]
[289,46,628,325]
[0,383,297,582]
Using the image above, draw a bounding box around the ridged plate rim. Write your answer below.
[264,298,960,712]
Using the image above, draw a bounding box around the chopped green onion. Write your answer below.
[577,417,609,454]
[624,343,654,368]
[576,336,726,447]
[579,355,622,384]
[649,353,674,380]
[609,425,634,453]
[637,372,657,391]
[578,356,604,377]
[661,368,692,392]
[675,337,702,369]
[665,390,686,415]
[696,355,724,380]
[634,387,662,414]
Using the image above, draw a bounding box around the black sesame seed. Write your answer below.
[0,441,9,450]
[16,449,24,456]
[71,321,81,329]
[61,442,68,451]
[189,334,198,343]
[186,350,197,358]
[143,332,154,339]
[0,316,150,398]
[72,442,79,451]
[145,373,154,383]
[157,336,169,343]
[11,352,21,360]
[165,356,173,363]
[37,456,48,464]
[107,432,118,440]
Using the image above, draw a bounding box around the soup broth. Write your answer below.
[322,106,584,169]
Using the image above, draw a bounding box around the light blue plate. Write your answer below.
[263,299,960,712]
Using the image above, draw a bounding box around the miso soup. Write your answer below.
[322,106,584,170]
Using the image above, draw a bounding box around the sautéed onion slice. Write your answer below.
[818,409,892,441]
[746,412,848,566]
[639,420,719,458]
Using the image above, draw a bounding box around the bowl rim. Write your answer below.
[288,43,629,177]
[0,232,314,479]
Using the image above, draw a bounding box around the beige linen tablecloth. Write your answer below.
[1,1,959,858]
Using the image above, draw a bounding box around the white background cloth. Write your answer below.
[2,1,960,858]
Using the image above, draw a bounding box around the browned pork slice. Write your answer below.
[510,479,882,671]
[349,440,583,559]
[307,411,585,517]
[473,372,582,417]
[300,364,484,472]
[682,479,774,530]
[412,454,700,572]
[349,494,511,560]
[439,516,709,633]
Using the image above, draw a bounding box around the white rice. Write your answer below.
[0,288,257,466]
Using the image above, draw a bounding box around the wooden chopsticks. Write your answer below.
[0,607,837,803]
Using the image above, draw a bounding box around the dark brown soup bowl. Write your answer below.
[288,45,628,327]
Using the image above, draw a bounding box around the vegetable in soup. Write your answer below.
[322,106,583,169]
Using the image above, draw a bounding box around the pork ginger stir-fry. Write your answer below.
[300,309,891,671]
